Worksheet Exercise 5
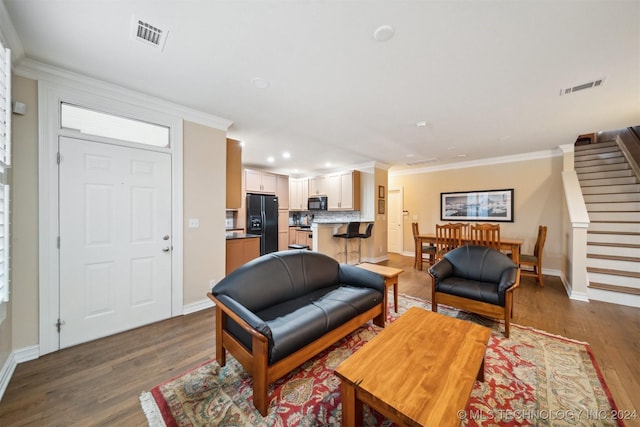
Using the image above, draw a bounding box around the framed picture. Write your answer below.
[440,189,514,222]
[378,185,385,199]
[378,199,385,214]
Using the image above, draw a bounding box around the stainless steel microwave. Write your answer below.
[308,196,328,211]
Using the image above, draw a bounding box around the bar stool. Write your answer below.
[357,223,373,263]
[333,222,360,264]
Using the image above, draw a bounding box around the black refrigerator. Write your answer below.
[246,193,279,255]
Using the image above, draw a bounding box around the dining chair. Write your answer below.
[519,225,547,287]
[435,223,462,260]
[412,222,436,269]
[470,223,501,250]
[448,222,470,239]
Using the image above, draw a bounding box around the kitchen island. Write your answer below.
[312,222,373,264]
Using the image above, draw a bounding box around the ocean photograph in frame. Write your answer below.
[441,189,514,222]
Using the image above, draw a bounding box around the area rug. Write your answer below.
[140,294,623,427]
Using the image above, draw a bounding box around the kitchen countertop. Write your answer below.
[225,232,261,240]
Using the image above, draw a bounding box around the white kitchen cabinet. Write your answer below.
[276,174,289,209]
[308,176,327,196]
[289,178,309,211]
[327,171,360,211]
[245,168,277,194]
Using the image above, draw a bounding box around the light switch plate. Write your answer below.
[188,218,200,228]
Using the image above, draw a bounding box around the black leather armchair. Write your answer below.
[429,245,520,337]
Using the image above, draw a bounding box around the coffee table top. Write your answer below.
[335,307,491,427]
[356,262,403,278]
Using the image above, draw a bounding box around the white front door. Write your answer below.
[58,137,172,348]
[388,188,403,254]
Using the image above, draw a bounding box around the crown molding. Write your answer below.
[558,143,575,154]
[13,58,233,131]
[389,148,562,177]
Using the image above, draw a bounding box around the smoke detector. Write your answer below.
[559,77,606,96]
[131,17,169,51]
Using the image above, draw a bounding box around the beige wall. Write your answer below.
[9,76,39,351]
[182,121,227,305]
[389,156,564,271]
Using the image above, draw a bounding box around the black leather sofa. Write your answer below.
[207,249,386,416]
[429,245,520,338]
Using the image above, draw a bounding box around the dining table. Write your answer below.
[416,234,524,271]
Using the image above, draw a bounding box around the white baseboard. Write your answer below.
[14,345,39,363]
[183,299,214,315]
[0,351,16,402]
[362,255,389,264]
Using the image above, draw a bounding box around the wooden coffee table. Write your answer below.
[356,263,403,315]
[335,307,491,427]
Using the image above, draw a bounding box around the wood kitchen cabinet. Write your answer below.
[278,211,290,251]
[245,169,277,194]
[296,229,313,248]
[276,175,289,209]
[289,178,309,211]
[225,237,260,275]
[226,139,242,209]
[308,176,327,196]
[327,170,360,211]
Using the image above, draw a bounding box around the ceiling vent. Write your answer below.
[132,17,168,51]
[406,158,438,166]
[559,77,606,96]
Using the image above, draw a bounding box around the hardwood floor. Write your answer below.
[1,253,639,426]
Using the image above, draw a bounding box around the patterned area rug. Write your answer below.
[140,294,623,427]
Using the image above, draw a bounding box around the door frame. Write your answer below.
[38,81,184,355]
[387,186,404,254]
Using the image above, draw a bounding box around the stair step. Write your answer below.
[581,183,640,194]
[575,151,623,162]
[587,266,640,277]
[587,254,640,271]
[574,141,619,154]
[589,211,640,222]
[588,221,640,233]
[575,163,631,174]
[580,176,639,187]
[577,169,635,180]
[583,193,640,203]
[588,269,640,288]
[586,201,640,212]
[587,231,640,245]
[587,242,640,258]
[575,156,626,168]
[588,282,640,296]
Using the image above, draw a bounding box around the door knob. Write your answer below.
[162,234,170,240]
[162,247,171,252]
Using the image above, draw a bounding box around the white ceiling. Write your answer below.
[3,0,640,177]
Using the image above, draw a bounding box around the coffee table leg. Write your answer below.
[341,382,363,426]
[476,357,485,382]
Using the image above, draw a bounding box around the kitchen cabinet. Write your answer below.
[296,229,313,248]
[327,170,361,211]
[276,175,289,209]
[226,139,242,209]
[278,211,290,251]
[289,178,309,211]
[226,236,260,275]
[245,168,277,194]
[308,176,327,196]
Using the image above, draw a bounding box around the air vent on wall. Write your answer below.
[559,77,606,96]
[131,17,168,51]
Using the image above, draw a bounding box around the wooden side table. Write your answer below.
[356,263,403,315]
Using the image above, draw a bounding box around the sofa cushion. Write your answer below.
[227,284,382,364]
[435,277,500,306]
[444,245,516,284]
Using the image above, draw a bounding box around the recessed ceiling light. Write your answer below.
[416,121,428,128]
[251,77,270,89]
[447,146,457,150]
[457,154,468,158]
[325,162,332,168]
[267,156,275,163]
[373,25,395,42]
[406,154,415,158]
[282,152,291,159]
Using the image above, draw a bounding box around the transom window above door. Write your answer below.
[60,102,170,148]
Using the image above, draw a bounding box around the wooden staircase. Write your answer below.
[575,140,640,303]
